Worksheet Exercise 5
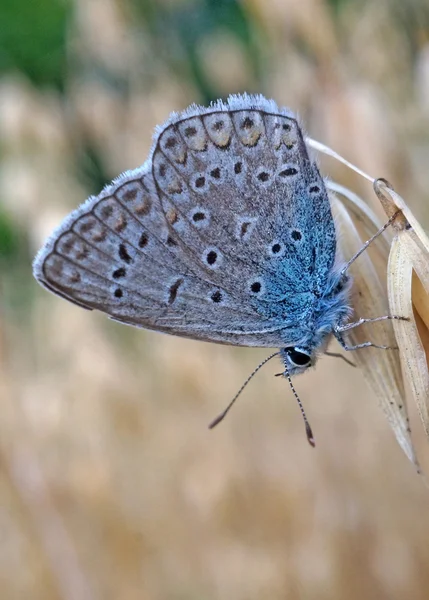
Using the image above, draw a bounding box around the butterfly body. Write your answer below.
[33,94,353,376]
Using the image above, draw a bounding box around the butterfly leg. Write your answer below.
[324,351,356,367]
[334,334,394,352]
[333,315,409,352]
[336,315,409,333]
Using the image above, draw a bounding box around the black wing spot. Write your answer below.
[309,185,320,193]
[192,211,205,222]
[250,281,261,293]
[213,120,224,131]
[195,176,206,188]
[118,243,132,263]
[206,250,217,266]
[158,163,166,177]
[279,167,298,177]
[282,123,291,131]
[291,230,302,241]
[168,278,184,305]
[167,236,178,247]
[210,167,221,179]
[234,162,242,174]
[257,171,269,182]
[211,290,222,303]
[271,243,281,254]
[138,232,149,248]
[112,267,126,279]
[114,288,123,298]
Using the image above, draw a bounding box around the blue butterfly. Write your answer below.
[33,94,402,444]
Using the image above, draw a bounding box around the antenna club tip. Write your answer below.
[208,414,224,429]
[305,423,316,448]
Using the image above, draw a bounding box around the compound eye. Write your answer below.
[286,348,312,367]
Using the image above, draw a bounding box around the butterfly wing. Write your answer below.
[33,94,337,348]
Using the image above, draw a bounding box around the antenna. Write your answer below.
[209,352,316,448]
[208,352,280,429]
[275,365,315,447]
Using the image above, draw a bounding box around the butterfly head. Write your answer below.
[279,271,353,375]
[280,346,313,376]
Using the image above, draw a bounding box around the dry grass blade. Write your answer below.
[372,179,429,446]
[330,191,418,468]
[399,230,429,294]
[307,138,374,183]
[388,237,429,438]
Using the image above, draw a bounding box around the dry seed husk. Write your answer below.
[388,235,429,439]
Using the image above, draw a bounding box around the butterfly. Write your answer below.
[33,94,400,444]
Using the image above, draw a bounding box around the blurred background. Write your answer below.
[1,0,429,598]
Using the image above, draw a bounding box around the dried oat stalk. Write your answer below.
[310,139,429,471]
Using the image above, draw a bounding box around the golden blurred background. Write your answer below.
[1,0,429,598]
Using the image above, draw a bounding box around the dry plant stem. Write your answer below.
[330,193,418,467]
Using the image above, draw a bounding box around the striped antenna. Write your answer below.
[208,352,280,429]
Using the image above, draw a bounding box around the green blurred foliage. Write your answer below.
[0,207,20,260]
[131,0,265,102]
[0,207,33,317]
[0,0,70,89]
